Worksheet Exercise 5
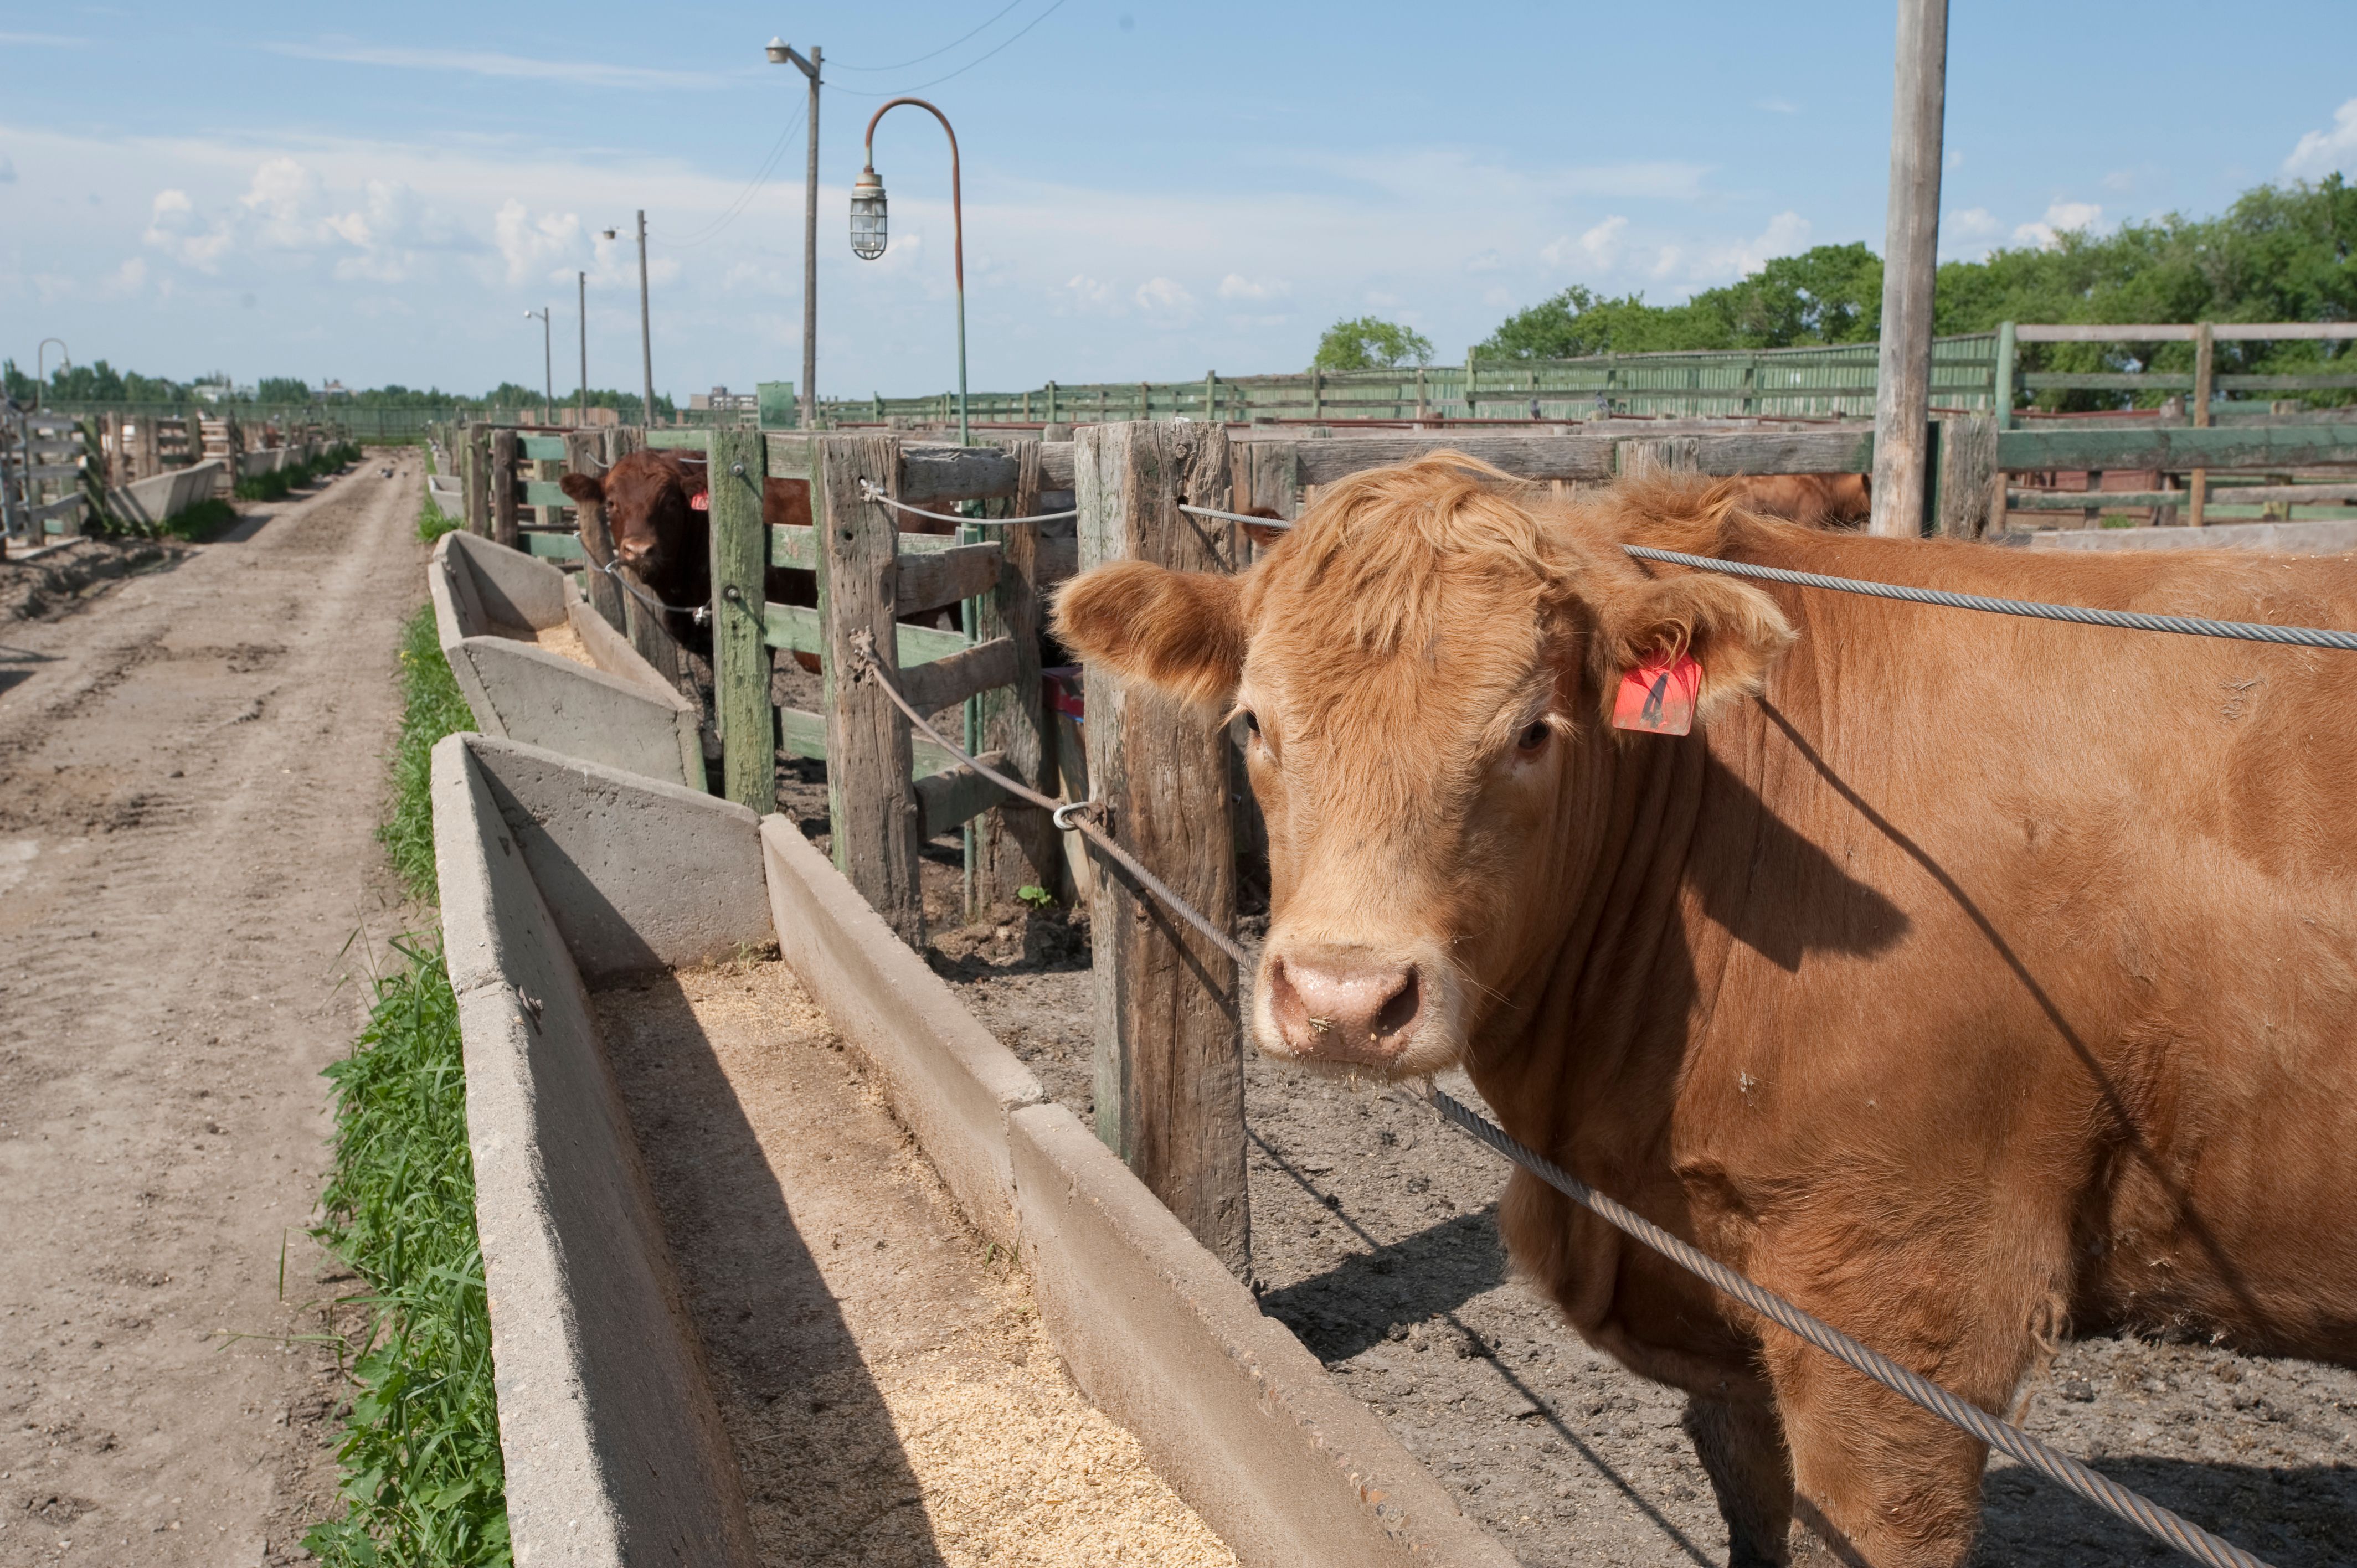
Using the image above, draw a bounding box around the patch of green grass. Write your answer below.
[234,442,367,503]
[303,936,510,1568]
[377,605,474,905]
[418,496,460,544]
[157,497,241,542]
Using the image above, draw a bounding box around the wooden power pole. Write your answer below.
[1869,0,1949,538]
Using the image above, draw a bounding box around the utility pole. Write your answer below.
[578,270,589,425]
[523,307,553,424]
[768,39,822,430]
[1869,0,1948,538]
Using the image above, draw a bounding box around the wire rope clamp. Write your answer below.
[1051,800,1097,833]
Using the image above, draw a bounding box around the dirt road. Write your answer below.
[0,455,422,1565]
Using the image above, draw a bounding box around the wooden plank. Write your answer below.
[781,704,964,778]
[567,428,626,632]
[518,434,568,460]
[519,479,574,508]
[764,602,968,665]
[519,532,584,560]
[1934,412,1997,539]
[644,428,708,449]
[2004,484,2357,509]
[972,439,1062,914]
[896,540,1002,613]
[818,434,928,946]
[899,634,1018,713]
[1996,424,2357,473]
[917,751,1012,839]
[490,427,520,549]
[2015,322,2357,344]
[899,445,1021,504]
[1687,430,1876,476]
[1291,433,1614,484]
[2021,373,2197,391]
[762,432,815,479]
[1038,537,1079,587]
[1076,420,1250,1277]
[772,523,965,569]
[711,425,772,812]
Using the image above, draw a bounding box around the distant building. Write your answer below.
[316,380,351,400]
[688,385,758,412]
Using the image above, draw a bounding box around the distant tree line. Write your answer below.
[0,360,676,421]
[1464,175,2357,409]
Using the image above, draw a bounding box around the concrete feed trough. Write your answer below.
[429,530,702,789]
[431,731,1513,1568]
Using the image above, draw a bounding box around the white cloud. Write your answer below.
[492,198,583,285]
[145,188,233,269]
[266,42,702,91]
[1216,273,1286,301]
[2013,199,2103,250]
[2286,99,2357,178]
[1542,214,1628,272]
[1650,245,1684,278]
[1134,276,1196,317]
[1723,210,1811,276]
[1064,274,1115,311]
[1755,97,1800,115]
[1482,285,1514,307]
[1949,207,2000,236]
[1463,250,1505,274]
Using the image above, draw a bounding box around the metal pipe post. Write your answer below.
[636,211,655,425]
[578,270,588,424]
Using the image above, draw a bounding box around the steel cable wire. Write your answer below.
[858,479,1075,526]
[843,642,2274,1568]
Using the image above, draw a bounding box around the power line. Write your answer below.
[824,0,1070,97]
[828,0,1026,71]
[653,117,806,250]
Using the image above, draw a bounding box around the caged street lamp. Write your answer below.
[851,97,967,447]
[523,307,553,424]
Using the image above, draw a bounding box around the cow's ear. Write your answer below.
[1592,571,1793,725]
[558,472,604,505]
[1052,563,1244,711]
[678,468,709,501]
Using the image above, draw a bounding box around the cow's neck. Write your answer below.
[1465,697,1766,1173]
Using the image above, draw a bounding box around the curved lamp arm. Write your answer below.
[862,97,963,295]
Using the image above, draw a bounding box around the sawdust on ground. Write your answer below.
[594,958,1237,1568]
[486,615,594,667]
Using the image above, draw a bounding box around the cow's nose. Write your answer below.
[1267,953,1424,1065]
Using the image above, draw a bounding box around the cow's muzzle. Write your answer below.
[1260,946,1433,1071]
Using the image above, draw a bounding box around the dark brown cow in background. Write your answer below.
[559,450,813,656]
[1053,453,2357,1567]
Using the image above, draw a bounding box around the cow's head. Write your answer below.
[558,451,708,580]
[1052,455,1793,1079]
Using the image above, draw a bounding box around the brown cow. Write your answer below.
[559,450,814,655]
[1723,472,1869,527]
[1053,453,2357,1566]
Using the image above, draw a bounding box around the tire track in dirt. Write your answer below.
[0,457,423,1566]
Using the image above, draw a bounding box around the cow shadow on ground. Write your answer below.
[1981,1457,2355,1567]
[595,973,949,1568]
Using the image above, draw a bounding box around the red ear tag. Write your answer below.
[1612,653,1702,736]
[688,492,710,512]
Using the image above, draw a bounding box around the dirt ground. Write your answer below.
[923,900,2357,1567]
[0,456,421,1565]
[594,958,1237,1568]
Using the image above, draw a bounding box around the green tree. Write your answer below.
[1313,316,1435,371]
[256,376,314,404]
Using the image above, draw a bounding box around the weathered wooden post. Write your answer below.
[564,427,626,632]
[489,428,520,549]
[1991,320,2018,429]
[970,439,1060,914]
[817,434,928,946]
[1868,0,1948,537]
[1075,420,1250,1277]
[709,425,772,812]
[464,422,491,537]
[1933,412,1997,539]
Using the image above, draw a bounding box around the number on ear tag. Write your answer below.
[688,491,710,512]
[1612,653,1702,736]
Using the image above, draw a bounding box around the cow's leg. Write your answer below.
[1681,1395,1793,1567]
[1760,1335,1991,1567]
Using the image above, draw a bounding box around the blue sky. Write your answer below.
[4,2,2354,404]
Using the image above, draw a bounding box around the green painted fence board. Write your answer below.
[763,602,969,664]
[520,531,583,559]
[779,704,963,777]
[518,435,569,460]
[1997,424,2357,472]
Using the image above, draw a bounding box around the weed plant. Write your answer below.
[303,937,510,1568]
[378,605,474,904]
[156,497,240,542]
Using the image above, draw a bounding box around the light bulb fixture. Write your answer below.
[850,166,887,260]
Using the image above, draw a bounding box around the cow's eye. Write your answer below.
[1517,720,1551,753]
[1243,710,1262,737]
